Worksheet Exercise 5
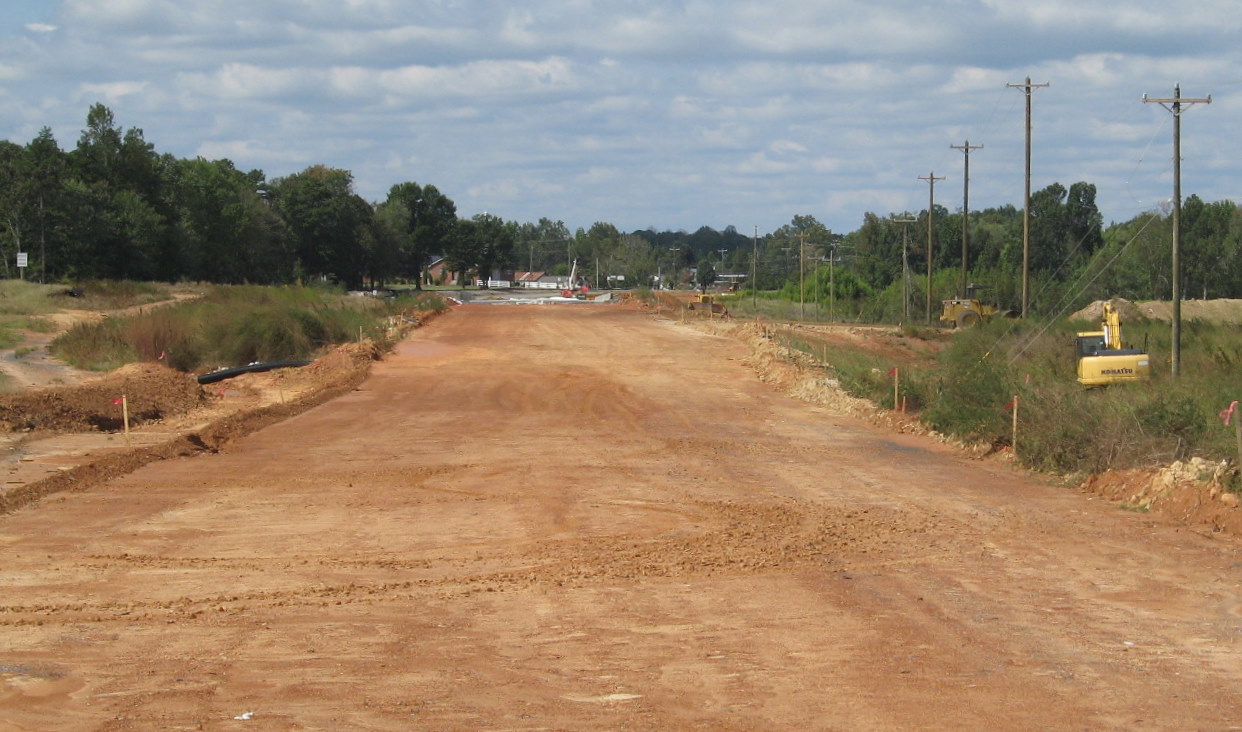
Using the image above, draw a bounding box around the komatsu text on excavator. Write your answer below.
[1076,302,1151,386]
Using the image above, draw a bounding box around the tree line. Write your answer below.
[2,104,1240,317]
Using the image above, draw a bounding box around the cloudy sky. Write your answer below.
[1,1,1240,236]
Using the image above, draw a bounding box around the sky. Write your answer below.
[2,1,1241,237]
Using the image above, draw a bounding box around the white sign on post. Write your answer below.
[16,252,27,268]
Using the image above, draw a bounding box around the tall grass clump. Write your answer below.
[51,317,139,371]
[62,280,172,310]
[52,285,425,373]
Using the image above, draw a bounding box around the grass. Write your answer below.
[772,309,1242,476]
[54,280,176,310]
[0,280,64,316]
[50,284,449,373]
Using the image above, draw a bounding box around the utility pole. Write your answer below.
[895,215,917,323]
[752,226,758,309]
[798,233,808,320]
[950,140,983,298]
[1007,76,1049,318]
[918,172,945,322]
[1144,84,1211,378]
[828,246,836,323]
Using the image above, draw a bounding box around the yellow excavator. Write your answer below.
[1076,302,1151,386]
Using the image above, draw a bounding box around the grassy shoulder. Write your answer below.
[49,284,450,373]
[759,309,1242,480]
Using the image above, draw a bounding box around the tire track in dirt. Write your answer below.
[0,496,968,628]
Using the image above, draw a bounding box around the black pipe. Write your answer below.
[196,360,312,385]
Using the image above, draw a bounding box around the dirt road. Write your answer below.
[1,304,1241,730]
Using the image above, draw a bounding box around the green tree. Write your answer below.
[0,141,29,279]
[176,158,290,284]
[370,198,409,288]
[270,165,372,288]
[25,128,68,281]
[1181,195,1237,299]
[385,182,457,288]
[695,262,717,292]
[515,218,572,274]
[448,214,515,287]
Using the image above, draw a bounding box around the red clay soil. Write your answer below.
[0,305,1241,730]
[0,363,208,434]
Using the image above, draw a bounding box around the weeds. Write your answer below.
[50,285,447,373]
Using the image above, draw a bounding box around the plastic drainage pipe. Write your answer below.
[195,360,312,385]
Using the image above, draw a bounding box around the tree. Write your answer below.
[1181,195,1237,299]
[72,103,123,184]
[0,141,29,279]
[371,198,409,288]
[270,165,372,288]
[853,212,903,290]
[25,128,67,281]
[1066,182,1104,259]
[1029,183,1069,274]
[175,157,290,284]
[448,213,514,287]
[385,182,457,287]
[695,262,717,292]
[515,218,572,274]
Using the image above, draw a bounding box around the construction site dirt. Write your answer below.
[1,303,1240,730]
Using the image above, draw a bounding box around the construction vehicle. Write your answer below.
[1075,301,1150,386]
[939,284,1016,328]
[560,260,590,299]
[686,293,729,317]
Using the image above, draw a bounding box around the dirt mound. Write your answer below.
[0,341,380,516]
[0,341,380,437]
[1081,458,1242,534]
[1071,298,1242,325]
[1069,297,1146,323]
[0,363,207,434]
[1136,298,1242,324]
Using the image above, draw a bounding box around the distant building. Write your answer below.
[425,257,461,286]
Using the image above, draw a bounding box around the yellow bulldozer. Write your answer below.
[939,284,1016,328]
[1075,301,1151,386]
[687,293,729,317]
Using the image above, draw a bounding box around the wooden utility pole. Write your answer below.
[895,215,917,323]
[950,140,983,298]
[1007,76,1049,318]
[918,172,945,322]
[752,226,758,309]
[798,233,807,320]
[1144,84,1211,378]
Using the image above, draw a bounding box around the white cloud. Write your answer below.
[179,64,312,101]
[74,81,148,104]
[1,0,1239,233]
